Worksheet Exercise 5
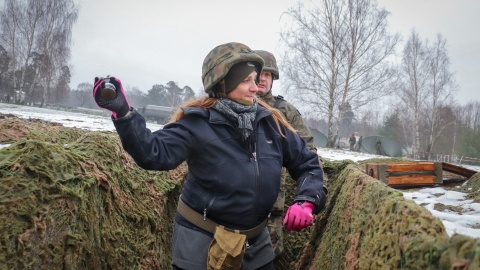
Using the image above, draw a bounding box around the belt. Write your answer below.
[176,199,267,239]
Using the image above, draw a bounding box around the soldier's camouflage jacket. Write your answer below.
[259,91,316,151]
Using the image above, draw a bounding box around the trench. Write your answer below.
[1,115,479,269]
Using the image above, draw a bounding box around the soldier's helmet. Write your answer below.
[254,50,279,80]
[202,42,264,95]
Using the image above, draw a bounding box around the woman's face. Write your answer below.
[226,71,258,102]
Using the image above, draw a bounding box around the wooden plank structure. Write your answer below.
[441,162,477,178]
[366,162,443,187]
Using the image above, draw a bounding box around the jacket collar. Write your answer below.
[258,90,274,104]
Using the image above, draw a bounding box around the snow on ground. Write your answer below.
[0,103,163,132]
[402,188,480,237]
[318,147,382,162]
[1,102,479,238]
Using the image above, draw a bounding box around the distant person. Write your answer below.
[92,42,327,270]
[254,49,317,257]
[355,135,363,152]
[375,137,382,155]
[349,134,356,151]
[425,143,432,160]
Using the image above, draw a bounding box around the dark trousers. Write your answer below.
[174,260,274,270]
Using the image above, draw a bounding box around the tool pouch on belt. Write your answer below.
[207,225,246,270]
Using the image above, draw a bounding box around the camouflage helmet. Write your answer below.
[254,50,279,80]
[202,42,264,94]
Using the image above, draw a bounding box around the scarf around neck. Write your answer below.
[213,98,257,144]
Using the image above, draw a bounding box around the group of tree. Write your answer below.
[64,80,196,111]
[0,0,196,110]
[0,0,78,106]
[279,0,479,160]
[380,99,480,162]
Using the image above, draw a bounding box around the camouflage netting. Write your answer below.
[456,172,480,204]
[2,114,479,269]
[279,158,480,270]
[0,115,185,269]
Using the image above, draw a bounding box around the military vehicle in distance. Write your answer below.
[139,105,175,124]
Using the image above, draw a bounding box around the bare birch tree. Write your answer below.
[34,0,78,106]
[0,0,78,105]
[279,0,400,147]
[0,0,31,102]
[423,34,457,156]
[395,29,428,156]
[396,30,457,157]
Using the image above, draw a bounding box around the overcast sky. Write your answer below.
[70,0,480,105]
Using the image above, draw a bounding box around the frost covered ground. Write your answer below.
[1,102,479,238]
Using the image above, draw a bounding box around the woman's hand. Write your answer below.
[283,201,315,232]
[93,76,131,118]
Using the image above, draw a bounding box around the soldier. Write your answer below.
[255,50,318,257]
[355,135,363,152]
[349,134,356,151]
[375,137,383,155]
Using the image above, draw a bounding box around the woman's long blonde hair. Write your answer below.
[168,97,296,137]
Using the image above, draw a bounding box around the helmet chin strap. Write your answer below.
[257,90,271,98]
[209,80,228,98]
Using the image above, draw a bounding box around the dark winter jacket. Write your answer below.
[112,106,326,231]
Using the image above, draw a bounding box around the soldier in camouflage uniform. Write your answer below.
[255,50,317,257]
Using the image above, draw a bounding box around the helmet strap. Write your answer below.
[211,80,227,98]
[219,80,227,97]
[257,89,272,98]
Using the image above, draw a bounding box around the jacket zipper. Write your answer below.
[251,145,259,175]
[252,142,260,225]
[203,195,216,220]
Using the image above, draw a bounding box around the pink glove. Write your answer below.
[93,76,131,119]
[283,201,315,232]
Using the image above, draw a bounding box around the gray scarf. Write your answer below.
[213,98,257,143]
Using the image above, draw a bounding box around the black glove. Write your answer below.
[93,76,131,118]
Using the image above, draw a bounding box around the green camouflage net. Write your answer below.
[457,172,480,203]
[0,116,185,269]
[284,159,480,270]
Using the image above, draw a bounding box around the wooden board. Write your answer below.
[366,162,442,186]
[385,163,436,172]
[387,175,436,185]
[442,162,477,178]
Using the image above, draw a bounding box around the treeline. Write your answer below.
[0,0,198,110]
[307,100,480,161]
[64,80,196,110]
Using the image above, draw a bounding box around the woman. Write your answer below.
[93,42,327,270]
